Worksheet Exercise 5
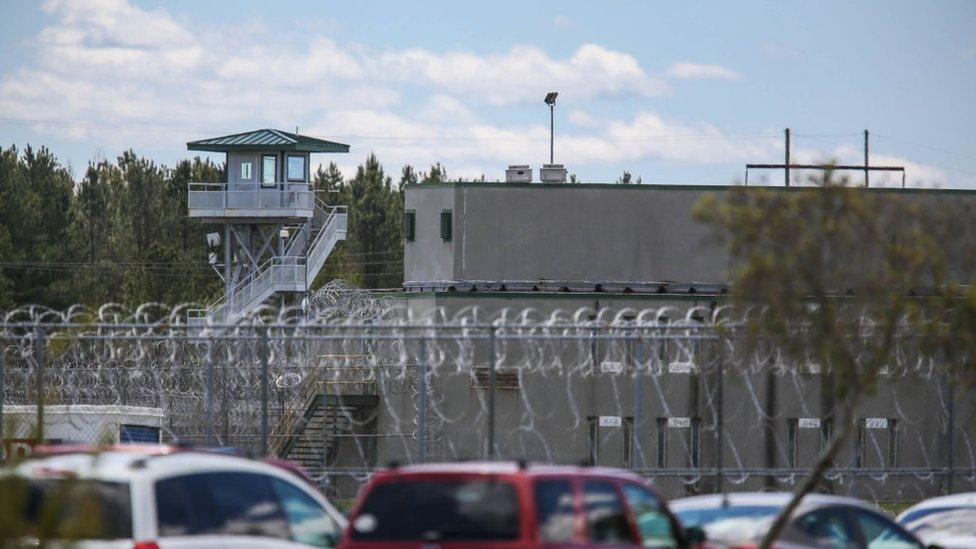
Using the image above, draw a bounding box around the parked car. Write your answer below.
[897,492,976,548]
[339,461,706,549]
[671,492,931,549]
[6,444,346,548]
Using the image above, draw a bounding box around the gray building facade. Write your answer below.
[308,182,976,501]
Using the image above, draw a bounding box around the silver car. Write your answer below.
[898,492,976,549]
[671,492,931,549]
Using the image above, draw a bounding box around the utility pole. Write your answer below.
[544,92,558,164]
[550,103,554,164]
[864,129,870,187]
[784,128,791,187]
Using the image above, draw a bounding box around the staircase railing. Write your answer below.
[269,366,324,457]
[305,202,347,286]
[208,256,307,324]
[197,199,346,325]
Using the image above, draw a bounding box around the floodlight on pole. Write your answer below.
[544,91,558,164]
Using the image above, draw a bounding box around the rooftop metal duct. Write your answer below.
[505,165,532,183]
[540,164,567,183]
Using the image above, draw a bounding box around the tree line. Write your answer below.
[0,145,461,309]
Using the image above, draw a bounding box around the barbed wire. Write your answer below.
[0,295,971,501]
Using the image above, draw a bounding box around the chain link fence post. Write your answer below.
[716,336,725,494]
[0,347,5,448]
[417,336,428,462]
[487,325,497,460]
[260,328,270,457]
[34,325,45,442]
[945,372,955,494]
[205,336,215,446]
[632,330,644,470]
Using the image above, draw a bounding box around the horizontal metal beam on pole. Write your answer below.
[746,164,905,172]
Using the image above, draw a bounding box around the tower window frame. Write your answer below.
[261,154,278,187]
[240,161,253,181]
[286,154,307,182]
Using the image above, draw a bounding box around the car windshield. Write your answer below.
[900,506,976,536]
[351,478,520,541]
[674,504,779,541]
[3,476,133,540]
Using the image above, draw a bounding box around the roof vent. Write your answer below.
[540,164,567,183]
[505,165,532,183]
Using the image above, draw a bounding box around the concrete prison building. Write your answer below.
[298,180,976,501]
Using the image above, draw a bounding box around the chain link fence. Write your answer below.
[0,308,972,504]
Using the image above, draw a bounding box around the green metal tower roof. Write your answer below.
[186,129,350,153]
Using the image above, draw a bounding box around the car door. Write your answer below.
[619,482,682,548]
[580,479,639,547]
[533,478,579,545]
[270,476,343,547]
[846,507,922,549]
[154,471,319,549]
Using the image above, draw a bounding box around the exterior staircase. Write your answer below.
[270,356,379,482]
[191,199,347,325]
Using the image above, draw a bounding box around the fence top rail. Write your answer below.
[0,320,944,336]
[0,320,724,330]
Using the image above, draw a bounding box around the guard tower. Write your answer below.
[186,129,349,324]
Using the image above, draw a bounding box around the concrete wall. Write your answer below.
[326,293,973,501]
[404,185,457,282]
[405,183,729,284]
[404,182,976,286]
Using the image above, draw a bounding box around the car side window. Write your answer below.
[796,508,858,549]
[621,483,678,548]
[155,472,289,540]
[534,479,576,542]
[851,508,921,549]
[582,480,633,544]
[271,478,339,548]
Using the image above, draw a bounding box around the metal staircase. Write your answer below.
[194,199,347,325]
[270,356,379,481]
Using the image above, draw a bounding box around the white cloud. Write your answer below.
[568,109,600,128]
[370,43,667,105]
[666,61,741,80]
[2,0,800,182]
[1,0,671,140]
[417,95,478,125]
[301,107,785,181]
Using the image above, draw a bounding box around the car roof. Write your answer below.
[899,492,976,516]
[670,491,878,513]
[13,447,300,484]
[374,461,648,483]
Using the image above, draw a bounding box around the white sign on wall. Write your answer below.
[668,417,692,428]
[668,362,695,374]
[798,418,821,429]
[599,416,622,428]
[600,361,623,374]
[865,418,889,429]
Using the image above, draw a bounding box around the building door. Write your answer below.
[587,416,634,468]
[655,417,701,469]
[787,418,831,469]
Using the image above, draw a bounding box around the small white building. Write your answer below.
[2,404,165,460]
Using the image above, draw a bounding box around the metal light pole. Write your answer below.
[544,91,558,164]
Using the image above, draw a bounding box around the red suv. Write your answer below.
[339,461,706,549]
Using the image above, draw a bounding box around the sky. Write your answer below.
[0,0,974,187]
